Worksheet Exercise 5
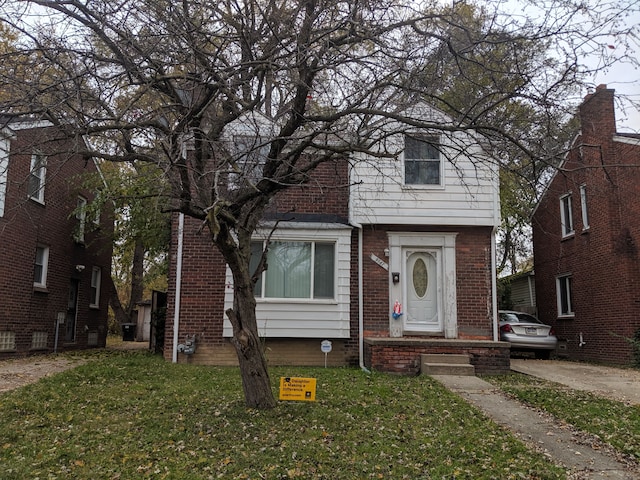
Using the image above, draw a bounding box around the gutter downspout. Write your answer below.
[357,224,368,372]
[172,213,185,363]
[349,217,367,372]
[491,226,499,342]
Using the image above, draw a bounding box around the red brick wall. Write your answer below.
[365,339,510,375]
[0,125,113,358]
[358,225,494,339]
[264,159,350,220]
[533,85,640,365]
[164,213,228,362]
[455,227,495,338]
[359,227,391,336]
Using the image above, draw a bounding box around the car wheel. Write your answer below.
[535,350,551,360]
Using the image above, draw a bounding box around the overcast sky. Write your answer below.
[495,0,640,132]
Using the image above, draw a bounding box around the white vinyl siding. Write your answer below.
[228,135,268,189]
[223,223,352,338]
[509,275,536,310]
[350,133,499,227]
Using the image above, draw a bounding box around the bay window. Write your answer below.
[251,240,335,300]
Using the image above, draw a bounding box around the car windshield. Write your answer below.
[500,312,543,324]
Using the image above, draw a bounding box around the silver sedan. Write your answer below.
[499,310,558,359]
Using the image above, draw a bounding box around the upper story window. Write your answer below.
[0,137,9,217]
[92,202,101,226]
[75,196,87,243]
[251,240,335,300]
[404,135,442,186]
[28,152,47,203]
[229,135,268,189]
[559,193,574,237]
[90,266,101,308]
[556,274,574,317]
[33,245,49,288]
[579,184,589,230]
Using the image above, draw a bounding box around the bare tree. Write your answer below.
[2,0,637,408]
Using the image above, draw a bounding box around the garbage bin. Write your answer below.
[121,323,136,341]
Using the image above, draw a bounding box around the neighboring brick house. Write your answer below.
[0,118,113,357]
[166,104,509,374]
[532,85,640,365]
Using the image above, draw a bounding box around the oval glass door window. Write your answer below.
[412,258,428,298]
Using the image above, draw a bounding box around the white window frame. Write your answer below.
[90,266,101,308]
[28,152,47,204]
[34,245,49,288]
[403,134,443,187]
[251,239,336,301]
[556,274,574,317]
[580,184,589,230]
[75,196,87,243]
[559,193,574,237]
[0,137,9,217]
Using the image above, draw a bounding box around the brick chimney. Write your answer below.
[579,84,616,138]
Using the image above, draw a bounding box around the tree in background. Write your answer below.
[95,161,170,330]
[2,0,638,408]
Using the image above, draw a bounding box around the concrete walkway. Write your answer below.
[432,361,640,479]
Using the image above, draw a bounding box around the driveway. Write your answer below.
[510,359,640,405]
[0,355,87,393]
[0,339,148,393]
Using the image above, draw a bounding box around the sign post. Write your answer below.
[320,339,332,368]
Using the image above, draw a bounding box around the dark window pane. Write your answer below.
[313,243,335,299]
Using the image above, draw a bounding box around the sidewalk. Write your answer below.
[432,364,640,479]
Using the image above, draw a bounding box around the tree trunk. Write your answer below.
[226,299,276,409]
[108,275,129,326]
[128,238,145,323]
[215,224,276,409]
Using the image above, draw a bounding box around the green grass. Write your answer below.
[0,350,564,479]
[486,372,640,460]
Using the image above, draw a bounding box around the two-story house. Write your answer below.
[165,104,509,374]
[0,118,113,357]
[532,85,640,365]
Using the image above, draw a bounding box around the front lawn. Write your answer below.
[0,350,564,479]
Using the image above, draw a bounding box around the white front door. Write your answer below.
[404,250,442,332]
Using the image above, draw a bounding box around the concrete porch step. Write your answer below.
[421,354,476,376]
[421,353,470,365]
